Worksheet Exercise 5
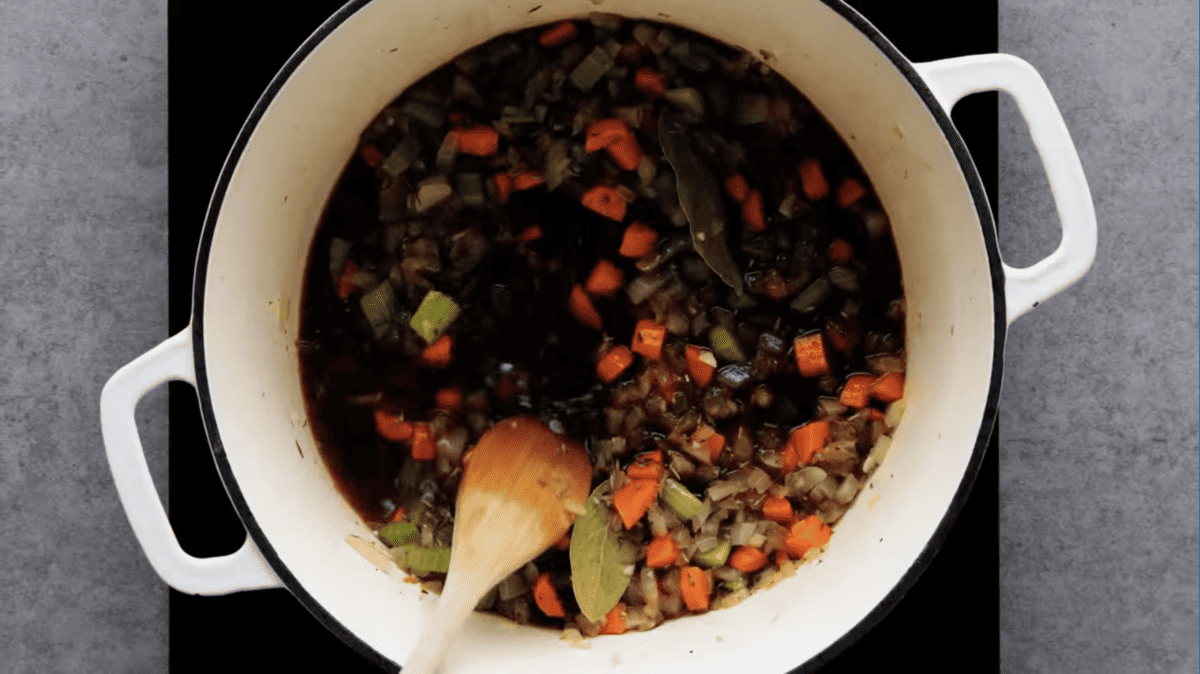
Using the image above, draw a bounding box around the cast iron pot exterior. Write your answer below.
[100,1,1095,672]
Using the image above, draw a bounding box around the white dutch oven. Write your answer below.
[100,0,1096,671]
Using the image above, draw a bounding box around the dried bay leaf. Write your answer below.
[569,482,637,622]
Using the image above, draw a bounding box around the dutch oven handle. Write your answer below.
[914,54,1098,325]
[100,326,283,595]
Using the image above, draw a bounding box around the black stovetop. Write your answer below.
[166,2,999,671]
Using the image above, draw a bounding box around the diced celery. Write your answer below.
[569,47,614,91]
[361,281,397,340]
[694,540,731,568]
[709,325,746,362]
[661,478,703,520]
[400,546,452,575]
[377,521,419,547]
[410,290,461,344]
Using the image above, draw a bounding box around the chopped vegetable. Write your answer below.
[761,496,794,524]
[596,345,634,383]
[456,125,499,156]
[790,276,831,312]
[727,546,769,573]
[872,372,905,403]
[412,176,453,212]
[513,171,546,190]
[457,172,485,208]
[742,188,765,232]
[533,572,566,617]
[664,87,704,115]
[435,386,463,411]
[828,238,854,265]
[492,172,512,203]
[798,158,829,201]
[613,478,659,529]
[606,137,643,172]
[793,332,831,377]
[582,185,627,221]
[585,260,625,298]
[360,144,384,167]
[680,566,710,611]
[631,320,667,360]
[685,344,717,387]
[788,419,830,465]
[538,20,578,47]
[329,237,351,285]
[837,177,867,208]
[585,118,632,153]
[378,521,419,547]
[419,334,453,368]
[626,450,664,481]
[600,603,627,634]
[710,325,746,362]
[693,539,731,568]
[838,373,875,408]
[360,281,397,339]
[724,174,749,203]
[785,514,832,557]
[336,258,360,300]
[660,478,703,520]
[619,222,658,258]
[400,545,452,574]
[410,290,461,344]
[516,225,543,242]
[691,424,726,463]
[646,535,679,568]
[570,46,615,91]
[411,423,436,461]
[381,135,421,178]
[570,285,604,330]
[634,67,667,96]
[374,409,415,442]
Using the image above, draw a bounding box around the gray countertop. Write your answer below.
[1,1,1195,671]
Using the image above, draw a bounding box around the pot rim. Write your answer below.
[186,1,1007,670]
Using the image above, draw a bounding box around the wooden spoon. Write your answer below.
[403,416,593,674]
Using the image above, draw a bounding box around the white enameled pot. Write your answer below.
[100,1,1096,671]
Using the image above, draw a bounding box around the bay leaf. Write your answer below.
[569,482,637,622]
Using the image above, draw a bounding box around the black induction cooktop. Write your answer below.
[166,2,999,671]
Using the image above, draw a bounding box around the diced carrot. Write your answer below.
[742,189,766,232]
[419,334,454,368]
[538,20,578,48]
[680,566,710,612]
[634,67,668,96]
[837,177,867,208]
[646,535,679,568]
[516,225,543,242]
[335,258,359,299]
[685,344,717,387]
[788,419,830,465]
[492,172,512,204]
[374,409,414,443]
[761,496,795,524]
[774,548,789,569]
[596,345,634,384]
[785,514,832,557]
[569,285,603,330]
[868,407,887,424]
[724,174,750,203]
[532,572,566,618]
[585,259,624,298]
[780,444,799,474]
[839,373,875,408]
[619,222,658,258]
[600,603,627,634]
[612,478,659,529]
[728,546,769,573]
[692,425,726,463]
[435,386,463,411]
[631,320,667,360]
[827,238,854,265]
[410,423,435,461]
[360,144,384,168]
[798,158,829,201]
[552,532,571,550]
[793,332,831,377]
[872,372,905,403]
[606,136,643,171]
[585,118,631,153]
[763,272,789,301]
[581,185,627,221]
[456,125,499,156]
[825,321,858,355]
[626,450,664,481]
[388,506,408,523]
[513,171,546,190]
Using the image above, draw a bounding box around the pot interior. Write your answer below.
[195,0,997,670]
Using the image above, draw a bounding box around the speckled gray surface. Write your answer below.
[0,1,1194,672]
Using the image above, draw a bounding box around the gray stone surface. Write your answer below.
[0,1,1193,673]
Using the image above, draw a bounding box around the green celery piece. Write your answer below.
[660,478,703,520]
[709,326,746,362]
[410,290,461,344]
[569,46,614,91]
[401,546,452,575]
[361,281,397,339]
[377,521,419,547]
[693,539,731,568]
